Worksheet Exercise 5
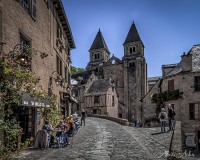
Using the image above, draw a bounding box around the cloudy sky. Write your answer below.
[63,0,200,77]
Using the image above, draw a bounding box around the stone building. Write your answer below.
[0,0,75,143]
[142,44,200,150]
[72,22,147,121]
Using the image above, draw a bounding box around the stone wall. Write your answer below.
[168,121,182,160]
[88,114,129,126]
[0,0,73,133]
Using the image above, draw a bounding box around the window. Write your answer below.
[129,62,135,68]
[194,76,200,92]
[65,66,67,80]
[129,47,136,53]
[168,79,174,91]
[129,47,132,53]
[189,103,195,120]
[20,33,31,53]
[94,53,100,60]
[112,60,116,64]
[19,33,31,68]
[94,96,100,103]
[57,22,62,39]
[56,55,62,76]
[20,0,36,19]
[112,96,115,106]
[133,46,136,52]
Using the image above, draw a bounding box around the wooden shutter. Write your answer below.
[32,0,36,20]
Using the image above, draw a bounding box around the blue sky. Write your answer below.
[63,0,200,77]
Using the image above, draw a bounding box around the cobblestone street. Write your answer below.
[18,117,172,160]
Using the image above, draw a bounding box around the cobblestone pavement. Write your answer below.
[17,117,173,160]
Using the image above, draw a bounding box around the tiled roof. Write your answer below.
[89,29,109,52]
[123,22,143,46]
[86,79,111,94]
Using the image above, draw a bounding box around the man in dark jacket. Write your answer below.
[168,104,175,131]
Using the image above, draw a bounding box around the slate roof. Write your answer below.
[86,79,111,95]
[89,29,110,52]
[165,44,200,77]
[162,64,178,68]
[71,70,92,85]
[190,44,200,72]
[148,76,162,81]
[123,22,144,46]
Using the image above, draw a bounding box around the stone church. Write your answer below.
[72,22,147,121]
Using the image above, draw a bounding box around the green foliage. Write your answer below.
[71,66,84,75]
[0,46,60,159]
[151,89,183,115]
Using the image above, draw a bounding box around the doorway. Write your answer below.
[93,109,97,114]
[13,107,36,143]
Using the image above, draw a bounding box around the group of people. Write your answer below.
[158,104,176,132]
[41,109,87,148]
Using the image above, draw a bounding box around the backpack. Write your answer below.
[160,112,165,119]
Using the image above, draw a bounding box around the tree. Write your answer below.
[71,66,84,75]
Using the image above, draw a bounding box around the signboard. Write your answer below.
[63,92,70,100]
[185,133,196,147]
[22,93,50,108]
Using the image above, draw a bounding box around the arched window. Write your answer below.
[95,67,99,72]
[133,47,136,52]
[95,54,97,60]
[129,62,135,68]
[112,60,116,64]
[98,53,100,59]
[129,47,133,53]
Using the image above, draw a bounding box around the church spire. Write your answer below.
[89,29,110,52]
[123,22,143,46]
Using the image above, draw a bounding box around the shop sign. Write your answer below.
[22,93,50,108]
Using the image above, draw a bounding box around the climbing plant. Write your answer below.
[0,44,60,159]
[151,89,183,115]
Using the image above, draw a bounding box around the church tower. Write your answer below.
[123,22,147,122]
[86,29,110,74]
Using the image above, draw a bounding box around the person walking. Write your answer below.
[168,104,176,131]
[158,108,167,132]
[81,109,86,126]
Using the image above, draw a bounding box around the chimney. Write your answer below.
[181,52,192,72]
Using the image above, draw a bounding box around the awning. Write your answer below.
[22,93,50,108]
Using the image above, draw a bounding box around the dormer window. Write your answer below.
[112,60,116,64]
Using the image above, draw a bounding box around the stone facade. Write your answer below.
[72,23,147,121]
[0,0,75,141]
[143,44,200,151]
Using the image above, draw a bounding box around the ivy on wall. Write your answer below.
[150,89,183,120]
[0,45,61,159]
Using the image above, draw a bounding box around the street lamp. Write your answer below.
[9,44,31,68]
